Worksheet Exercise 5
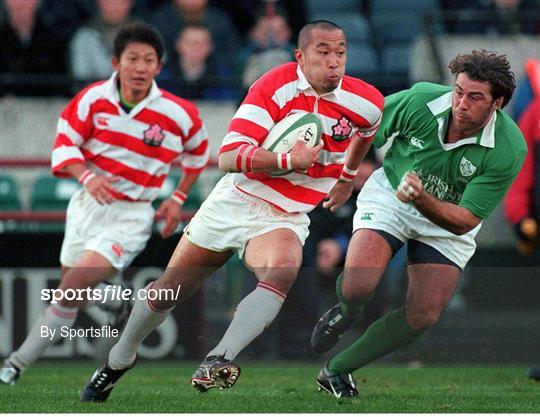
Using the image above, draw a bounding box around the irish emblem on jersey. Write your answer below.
[331,116,352,142]
[410,137,424,149]
[459,156,477,177]
[143,124,165,147]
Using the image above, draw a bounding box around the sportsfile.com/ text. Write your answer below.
[40,285,181,304]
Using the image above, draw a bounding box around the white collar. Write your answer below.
[296,65,342,100]
[102,72,162,111]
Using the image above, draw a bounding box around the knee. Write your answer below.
[260,256,301,293]
[406,307,441,332]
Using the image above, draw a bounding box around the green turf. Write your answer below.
[1,361,538,413]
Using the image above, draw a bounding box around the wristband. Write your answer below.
[171,189,187,206]
[277,153,292,170]
[235,144,250,172]
[236,144,259,172]
[78,169,96,186]
[339,166,358,182]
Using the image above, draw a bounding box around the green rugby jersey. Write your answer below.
[374,82,527,219]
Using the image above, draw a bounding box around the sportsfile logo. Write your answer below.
[41,285,181,304]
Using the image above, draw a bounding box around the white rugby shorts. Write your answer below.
[352,168,481,268]
[60,188,154,269]
[183,174,310,259]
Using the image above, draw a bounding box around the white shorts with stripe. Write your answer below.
[183,174,310,259]
[352,168,481,268]
[60,188,154,269]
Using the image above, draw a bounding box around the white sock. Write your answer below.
[108,283,172,370]
[85,282,123,310]
[207,282,286,360]
[9,304,78,370]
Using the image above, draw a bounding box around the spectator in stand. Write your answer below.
[0,0,68,96]
[504,58,540,256]
[240,9,295,96]
[70,0,136,87]
[442,0,540,34]
[150,0,240,74]
[503,58,540,383]
[217,0,307,40]
[39,0,93,46]
[512,58,539,121]
[158,24,236,100]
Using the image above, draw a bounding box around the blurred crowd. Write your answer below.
[1,0,539,99]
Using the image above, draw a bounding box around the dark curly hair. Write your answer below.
[113,22,165,62]
[448,49,515,108]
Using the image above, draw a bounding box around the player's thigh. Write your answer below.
[342,229,396,298]
[156,235,233,301]
[405,263,461,331]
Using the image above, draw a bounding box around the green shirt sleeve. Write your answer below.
[459,150,526,219]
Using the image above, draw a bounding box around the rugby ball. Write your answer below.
[262,112,323,175]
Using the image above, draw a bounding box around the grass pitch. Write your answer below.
[1,361,538,413]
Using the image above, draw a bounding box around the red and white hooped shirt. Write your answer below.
[220,62,384,213]
[51,72,209,202]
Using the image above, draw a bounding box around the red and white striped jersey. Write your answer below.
[220,62,384,213]
[51,72,209,202]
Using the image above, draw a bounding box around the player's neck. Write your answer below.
[117,80,149,106]
[446,117,478,143]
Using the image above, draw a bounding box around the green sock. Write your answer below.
[328,307,424,373]
[336,272,372,321]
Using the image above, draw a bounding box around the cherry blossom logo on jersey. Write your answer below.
[143,124,165,147]
[331,116,352,142]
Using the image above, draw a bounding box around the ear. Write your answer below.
[112,56,120,71]
[494,96,504,110]
[155,61,164,76]
[295,48,303,65]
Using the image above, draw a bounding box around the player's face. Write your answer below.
[451,73,504,136]
[296,28,346,95]
[112,42,162,102]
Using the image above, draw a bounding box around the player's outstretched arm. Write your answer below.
[397,172,481,235]
[218,140,322,174]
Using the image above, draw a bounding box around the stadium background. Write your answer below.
[1,0,540,370]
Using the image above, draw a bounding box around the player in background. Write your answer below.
[311,50,527,398]
[80,20,384,402]
[503,58,540,383]
[0,23,209,386]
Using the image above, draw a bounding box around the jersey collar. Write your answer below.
[427,90,496,150]
[296,65,342,100]
[102,71,162,115]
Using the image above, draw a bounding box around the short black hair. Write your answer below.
[297,20,343,50]
[448,49,516,108]
[113,22,165,62]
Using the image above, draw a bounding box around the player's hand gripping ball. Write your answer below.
[262,112,323,175]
